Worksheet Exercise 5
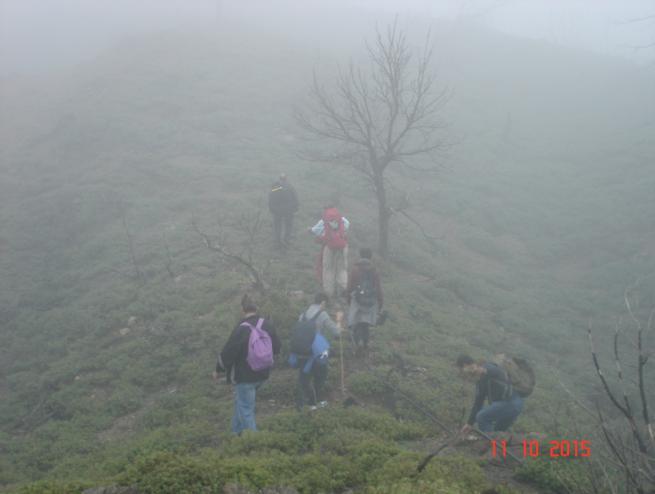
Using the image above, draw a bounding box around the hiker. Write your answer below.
[346,247,383,355]
[213,295,281,434]
[268,173,299,249]
[456,354,532,434]
[289,293,344,410]
[309,206,350,299]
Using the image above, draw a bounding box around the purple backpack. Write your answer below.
[242,318,274,371]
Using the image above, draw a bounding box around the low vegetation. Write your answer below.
[1,19,654,494]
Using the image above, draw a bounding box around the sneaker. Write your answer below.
[309,405,318,411]
[318,401,328,408]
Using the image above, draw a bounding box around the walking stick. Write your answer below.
[471,427,523,465]
[417,435,461,472]
[339,330,346,399]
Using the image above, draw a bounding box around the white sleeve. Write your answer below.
[311,219,325,236]
[343,217,350,231]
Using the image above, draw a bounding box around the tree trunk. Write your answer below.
[374,170,390,259]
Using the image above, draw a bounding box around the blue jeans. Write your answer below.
[476,392,524,433]
[232,381,263,435]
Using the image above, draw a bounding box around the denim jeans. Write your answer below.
[476,391,524,432]
[232,381,263,435]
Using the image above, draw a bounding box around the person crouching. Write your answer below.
[456,354,524,434]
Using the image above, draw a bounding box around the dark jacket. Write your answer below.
[346,258,383,308]
[467,362,510,425]
[268,181,299,216]
[216,315,281,384]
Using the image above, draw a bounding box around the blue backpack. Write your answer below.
[311,332,330,365]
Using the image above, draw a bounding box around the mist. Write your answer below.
[2,0,654,76]
[1,0,654,492]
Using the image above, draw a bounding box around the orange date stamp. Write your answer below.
[491,439,591,458]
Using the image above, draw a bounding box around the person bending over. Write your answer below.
[456,354,524,434]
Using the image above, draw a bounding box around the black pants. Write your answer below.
[296,359,328,409]
[272,213,294,246]
[353,322,370,347]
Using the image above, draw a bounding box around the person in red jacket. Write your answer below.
[309,207,350,299]
[346,247,383,355]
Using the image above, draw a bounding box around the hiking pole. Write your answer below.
[372,366,451,435]
[339,330,346,399]
[470,428,524,465]
[417,434,462,473]
[417,428,523,473]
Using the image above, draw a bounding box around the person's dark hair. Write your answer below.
[314,292,329,306]
[456,354,475,369]
[359,247,373,260]
[241,294,257,313]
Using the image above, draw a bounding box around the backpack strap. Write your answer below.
[240,319,265,334]
[486,363,513,401]
[302,309,324,323]
[310,310,324,322]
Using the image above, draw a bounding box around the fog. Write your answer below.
[2,0,654,75]
[1,0,654,491]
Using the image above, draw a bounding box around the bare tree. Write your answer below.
[586,278,655,493]
[296,19,450,258]
[192,209,269,293]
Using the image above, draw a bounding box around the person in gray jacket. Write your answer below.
[294,293,343,410]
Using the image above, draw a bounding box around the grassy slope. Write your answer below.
[0,21,654,492]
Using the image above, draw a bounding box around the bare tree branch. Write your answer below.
[296,18,450,257]
[590,320,649,454]
[191,215,266,293]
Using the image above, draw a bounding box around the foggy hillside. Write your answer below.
[1,10,654,494]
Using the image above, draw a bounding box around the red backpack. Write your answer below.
[320,208,347,250]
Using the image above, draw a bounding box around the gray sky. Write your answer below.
[1,0,654,75]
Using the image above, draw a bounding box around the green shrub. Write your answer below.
[15,480,90,494]
[516,457,588,493]
[124,451,223,494]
